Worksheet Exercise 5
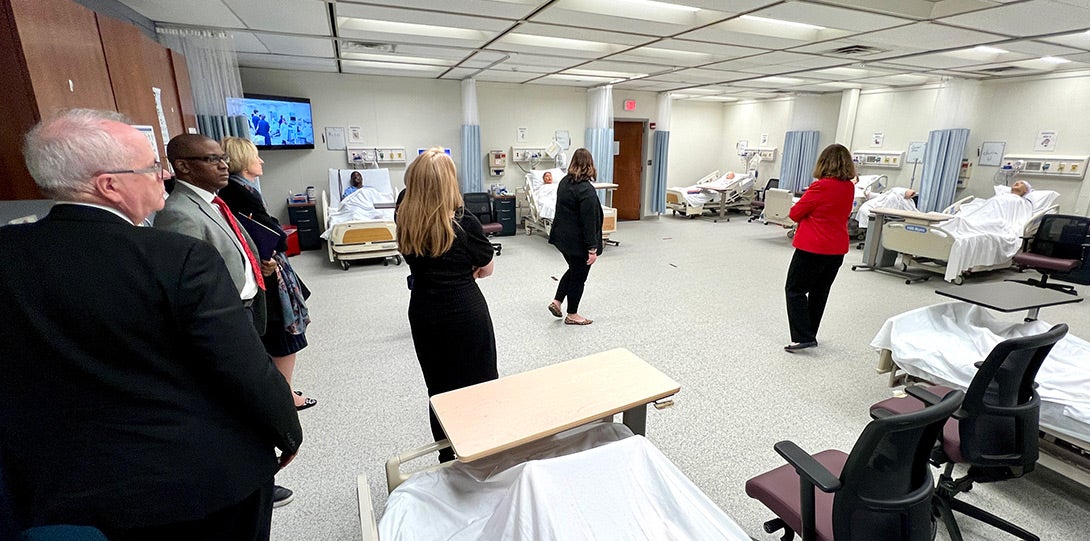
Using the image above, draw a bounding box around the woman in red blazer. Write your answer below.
[784,144,857,351]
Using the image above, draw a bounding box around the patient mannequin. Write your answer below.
[856,187,918,228]
[543,171,554,184]
[1010,180,1032,197]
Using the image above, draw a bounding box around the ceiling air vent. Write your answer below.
[825,44,887,56]
[342,41,396,53]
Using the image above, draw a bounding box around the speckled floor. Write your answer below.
[271,214,1090,541]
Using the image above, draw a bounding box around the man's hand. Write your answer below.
[261,258,277,277]
[279,451,296,470]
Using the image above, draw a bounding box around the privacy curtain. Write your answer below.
[779,130,820,192]
[585,85,614,186]
[159,28,247,141]
[650,92,672,214]
[460,79,484,194]
[918,128,970,212]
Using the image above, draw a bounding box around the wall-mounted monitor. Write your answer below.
[226,94,314,150]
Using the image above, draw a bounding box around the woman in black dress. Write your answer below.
[397,148,498,462]
[548,148,604,325]
[219,137,315,411]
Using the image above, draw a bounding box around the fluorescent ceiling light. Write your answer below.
[697,96,739,102]
[757,76,805,84]
[342,60,443,71]
[739,15,825,31]
[972,45,1008,54]
[616,0,700,12]
[545,73,616,81]
[340,52,453,66]
[502,33,615,53]
[816,81,863,89]
[1040,56,1071,64]
[564,68,648,79]
[339,18,489,41]
[630,47,712,61]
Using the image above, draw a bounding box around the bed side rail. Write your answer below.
[357,473,379,541]
[385,439,454,493]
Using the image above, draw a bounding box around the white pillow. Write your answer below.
[1026,189,1060,214]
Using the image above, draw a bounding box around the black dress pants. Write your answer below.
[554,251,593,314]
[785,248,844,344]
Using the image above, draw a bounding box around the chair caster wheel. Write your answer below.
[340,260,349,271]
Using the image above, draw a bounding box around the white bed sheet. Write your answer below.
[928,186,1058,281]
[321,186,395,240]
[527,168,564,220]
[856,187,917,228]
[871,302,1090,438]
[378,422,748,541]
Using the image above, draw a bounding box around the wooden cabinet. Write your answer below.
[0,0,196,200]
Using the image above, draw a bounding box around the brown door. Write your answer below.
[612,121,644,220]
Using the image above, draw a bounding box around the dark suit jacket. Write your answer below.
[548,174,604,256]
[0,205,302,530]
[155,182,267,333]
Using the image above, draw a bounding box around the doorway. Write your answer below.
[612,120,644,220]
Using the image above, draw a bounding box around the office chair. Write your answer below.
[748,178,780,223]
[746,388,964,541]
[1010,214,1090,294]
[869,323,1068,541]
[462,192,502,255]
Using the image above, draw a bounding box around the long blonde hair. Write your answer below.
[396,148,464,257]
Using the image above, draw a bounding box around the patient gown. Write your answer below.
[404,212,498,461]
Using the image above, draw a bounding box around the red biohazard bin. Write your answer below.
[282,225,301,257]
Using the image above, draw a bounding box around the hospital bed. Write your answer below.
[357,348,749,540]
[871,302,1090,488]
[321,168,400,270]
[523,168,618,245]
[666,171,756,221]
[880,187,1060,283]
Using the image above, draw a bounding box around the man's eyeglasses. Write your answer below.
[178,154,231,165]
[99,161,164,181]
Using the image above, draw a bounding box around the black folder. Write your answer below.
[235,213,281,260]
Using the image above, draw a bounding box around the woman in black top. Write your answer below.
[219,137,315,411]
[397,148,497,462]
[548,148,604,325]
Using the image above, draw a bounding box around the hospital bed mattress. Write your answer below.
[871,302,1090,481]
[376,422,749,540]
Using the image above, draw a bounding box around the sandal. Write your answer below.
[296,397,317,411]
[564,316,593,325]
[548,302,563,318]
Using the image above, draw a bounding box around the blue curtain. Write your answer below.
[460,124,483,193]
[585,127,614,194]
[918,128,969,212]
[778,130,820,192]
[650,130,670,213]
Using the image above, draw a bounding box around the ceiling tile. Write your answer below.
[356,0,540,20]
[225,0,330,34]
[752,2,913,32]
[236,52,338,72]
[341,60,447,78]
[1038,30,1090,50]
[938,0,1090,37]
[116,0,244,27]
[529,0,736,37]
[256,34,335,57]
[230,31,271,54]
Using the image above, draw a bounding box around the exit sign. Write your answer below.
[623,99,636,111]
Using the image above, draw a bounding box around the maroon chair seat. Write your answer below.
[745,449,846,541]
[1011,252,1079,273]
[480,222,503,236]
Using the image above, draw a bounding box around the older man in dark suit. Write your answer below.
[0,109,301,540]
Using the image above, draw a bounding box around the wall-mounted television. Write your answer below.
[226,94,314,150]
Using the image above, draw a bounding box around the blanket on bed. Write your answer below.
[321,187,395,240]
[871,302,1090,427]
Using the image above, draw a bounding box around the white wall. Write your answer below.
[667,101,726,185]
[851,85,944,190]
[720,94,840,182]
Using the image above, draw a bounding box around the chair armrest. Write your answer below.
[774,440,842,493]
[906,385,944,406]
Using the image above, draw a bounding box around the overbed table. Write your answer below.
[852,207,955,283]
[935,280,1083,321]
[430,347,680,462]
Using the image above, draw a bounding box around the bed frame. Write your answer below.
[880,197,1058,284]
[523,174,617,245]
[321,190,401,270]
[666,171,757,222]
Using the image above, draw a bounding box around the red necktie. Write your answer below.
[211,196,265,291]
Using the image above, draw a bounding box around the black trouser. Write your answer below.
[103,479,274,541]
[554,252,593,315]
[785,249,844,344]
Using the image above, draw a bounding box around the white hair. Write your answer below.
[1020,180,1033,192]
[23,109,139,199]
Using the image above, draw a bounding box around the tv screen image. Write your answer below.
[226,94,315,150]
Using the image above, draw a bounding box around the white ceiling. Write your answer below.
[118,0,1090,100]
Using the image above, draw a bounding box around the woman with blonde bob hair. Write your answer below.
[782,143,856,352]
[397,148,498,462]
